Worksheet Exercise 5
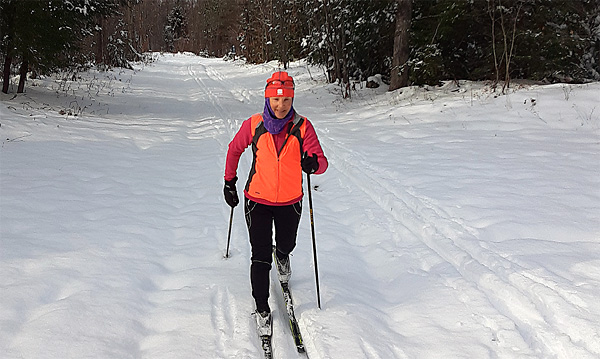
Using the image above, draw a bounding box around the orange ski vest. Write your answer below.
[245,113,307,203]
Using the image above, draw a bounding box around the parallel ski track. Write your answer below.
[320,132,599,359]
[186,62,235,143]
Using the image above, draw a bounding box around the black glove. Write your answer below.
[301,153,319,174]
[224,176,239,207]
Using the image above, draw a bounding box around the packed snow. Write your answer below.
[1,53,599,359]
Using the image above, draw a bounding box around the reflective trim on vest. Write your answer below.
[245,113,306,203]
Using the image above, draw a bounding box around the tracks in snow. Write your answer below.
[186,61,250,144]
[320,133,599,359]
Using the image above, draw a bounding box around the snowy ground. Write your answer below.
[1,53,599,359]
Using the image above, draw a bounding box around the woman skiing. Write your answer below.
[223,71,328,336]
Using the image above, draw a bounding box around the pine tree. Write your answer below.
[164,3,187,52]
[1,0,126,94]
[0,0,17,93]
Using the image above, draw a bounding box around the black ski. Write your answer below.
[280,281,306,353]
[260,334,273,359]
[273,248,306,353]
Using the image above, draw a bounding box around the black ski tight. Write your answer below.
[244,198,302,312]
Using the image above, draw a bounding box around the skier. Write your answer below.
[223,71,328,336]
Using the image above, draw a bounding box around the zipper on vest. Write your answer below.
[277,122,294,156]
[273,130,287,202]
[275,156,281,202]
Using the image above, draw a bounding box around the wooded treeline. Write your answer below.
[1,0,599,96]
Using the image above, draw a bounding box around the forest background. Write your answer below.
[1,0,599,97]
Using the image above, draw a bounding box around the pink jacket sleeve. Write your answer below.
[224,118,253,181]
[303,119,328,175]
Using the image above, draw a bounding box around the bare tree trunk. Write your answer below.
[495,0,523,94]
[499,3,509,93]
[337,9,352,98]
[280,1,288,69]
[17,59,27,93]
[2,54,12,94]
[339,12,350,98]
[503,2,522,93]
[95,16,105,64]
[488,0,500,89]
[389,0,412,91]
[1,0,16,93]
[322,0,339,83]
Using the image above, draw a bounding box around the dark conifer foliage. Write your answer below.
[1,0,128,93]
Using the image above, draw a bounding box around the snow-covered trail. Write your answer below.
[304,86,600,358]
[316,126,598,358]
[1,54,599,359]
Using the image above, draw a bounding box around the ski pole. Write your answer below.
[225,206,234,258]
[307,173,322,309]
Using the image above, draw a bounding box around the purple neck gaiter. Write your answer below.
[263,98,294,134]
